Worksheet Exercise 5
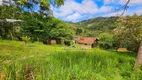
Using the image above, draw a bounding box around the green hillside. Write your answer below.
[75,17,119,36]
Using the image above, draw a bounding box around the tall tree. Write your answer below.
[21,12,75,41]
[0,5,21,39]
[117,14,142,68]
[14,0,64,13]
[135,41,142,68]
[116,0,142,68]
[0,0,65,40]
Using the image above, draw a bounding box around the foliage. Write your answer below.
[75,17,119,36]
[0,5,22,39]
[21,12,75,41]
[22,36,31,44]
[0,0,65,40]
[13,0,64,16]
[76,28,83,35]
[115,14,142,52]
[98,32,114,49]
[75,14,142,52]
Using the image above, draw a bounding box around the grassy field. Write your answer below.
[0,40,142,80]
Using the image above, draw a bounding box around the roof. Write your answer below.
[117,48,128,52]
[76,37,98,45]
[0,19,23,22]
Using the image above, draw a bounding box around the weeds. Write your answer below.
[0,40,142,80]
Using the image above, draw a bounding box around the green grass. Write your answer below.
[0,40,142,80]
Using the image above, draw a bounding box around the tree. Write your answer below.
[0,0,65,40]
[0,5,21,39]
[13,0,64,14]
[117,14,142,68]
[135,41,142,69]
[21,12,75,41]
[114,0,142,68]
[98,32,114,49]
[114,14,141,52]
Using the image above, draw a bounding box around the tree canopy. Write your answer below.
[21,12,75,41]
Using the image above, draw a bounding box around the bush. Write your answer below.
[22,36,31,45]
[0,36,2,40]
[98,32,114,49]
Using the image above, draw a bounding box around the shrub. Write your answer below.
[22,36,31,45]
[98,32,114,49]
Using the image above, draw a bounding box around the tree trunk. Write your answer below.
[135,40,142,69]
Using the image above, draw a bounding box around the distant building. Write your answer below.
[0,19,22,31]
[48,40,57,44]
[117,48,128,52]
[43,40,64,45]
[75,37,99,49]
[0,19,22,22]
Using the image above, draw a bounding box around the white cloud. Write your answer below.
[0,0,3,5]
[52,0,113,22]
[81,0,98,14]
[119,0,142,6]
[99,6,112,13]
[0,0,15,5]
[104,0,115,4]
[52,0,99,18]
[104,0,142,6]
[102,11,122,17]
[130,7,142,15]
[65,12,83,22]
[52,0,142,22]
[103,6,142,17]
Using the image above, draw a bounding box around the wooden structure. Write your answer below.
[75,37,98,49]
[43,40,64,45]
[117,48,128,52]
[56,40,64,45]
[48,40,56,44]
[0,19,22,22]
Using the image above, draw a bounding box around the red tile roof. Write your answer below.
[76,37,98,45]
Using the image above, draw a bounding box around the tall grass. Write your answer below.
[0,40,142,80]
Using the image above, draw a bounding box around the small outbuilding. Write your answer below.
[75,37,99,49]
[48,40,56,44]
[117,48,128,52]
[43,40,64,45]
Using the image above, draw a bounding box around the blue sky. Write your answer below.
[51,0,142,22]
[0,0,141,22]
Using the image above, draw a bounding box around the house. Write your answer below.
[117,48,128,52]
[0,19,22,31]
[48,40,56,44]
[43,40,64,45]
[75,37,99,49]
[0,19,23,22]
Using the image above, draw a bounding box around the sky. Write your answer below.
[0,0,142,22]
[51,0,142,22]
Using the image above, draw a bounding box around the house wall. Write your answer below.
[48,40,56,44]
[43,40,64,45]
[56,40,64,45]
[92,42,98,48]
[79,44,92,49]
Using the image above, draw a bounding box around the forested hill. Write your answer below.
[75,17,119,36]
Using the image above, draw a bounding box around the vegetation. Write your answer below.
[0,5,21,39]
[0,1,141,52]
[1,40,142,80]
[75,17,119,36]
[0,2,75,42]
[21,12,75,42]
[75,15,142,52]
[0,0,142,79]
[115,14,142,52]
[98,32,114,49]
